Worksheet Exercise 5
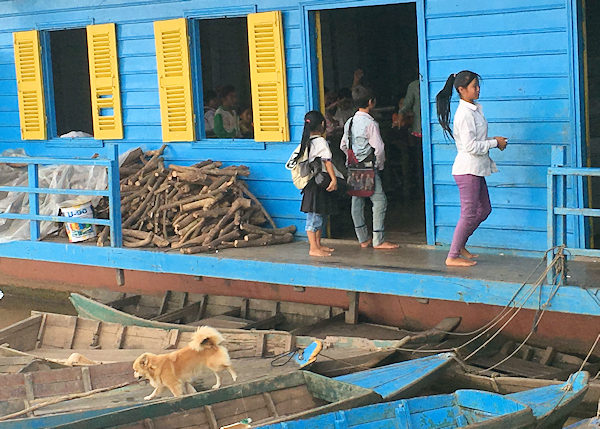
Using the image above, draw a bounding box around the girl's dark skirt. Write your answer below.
[300,178,334,215]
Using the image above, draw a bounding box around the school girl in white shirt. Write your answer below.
[294,110,340,257]
[435,70,508,267]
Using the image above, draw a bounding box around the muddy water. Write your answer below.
[0,285,76,329]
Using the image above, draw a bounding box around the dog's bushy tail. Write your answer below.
[189,326,224,351]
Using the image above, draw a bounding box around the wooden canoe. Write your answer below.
[566,418,600,428]
[506,371,589,428]
[0,312,295,362]
[0,361,135,418]
[70,291,344,331]
[442,362,600,417]
[257,390,537,429]
[334,352,455,400]
[51,371,380,429]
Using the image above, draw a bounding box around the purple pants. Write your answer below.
[448,174,492,258]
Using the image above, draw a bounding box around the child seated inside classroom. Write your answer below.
[214,85,242,139]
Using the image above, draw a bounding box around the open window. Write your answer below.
[194,17,252,140]
[13,24,123,142]
[154,12,289,143]
[48,28,94,138]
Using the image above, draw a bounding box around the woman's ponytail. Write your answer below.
[294,110,325,162]
[436,73,456,139]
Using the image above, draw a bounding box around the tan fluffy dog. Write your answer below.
[133,326,237,400]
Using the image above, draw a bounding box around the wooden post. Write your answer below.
[345,291,359,325]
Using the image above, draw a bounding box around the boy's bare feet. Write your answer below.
[374,241,399,250]
[460,247,479,259]
[445,257,477,267]
[309,248,332,257]
[360,239,372,248]
[320,246,335,252]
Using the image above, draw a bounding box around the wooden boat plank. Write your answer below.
[507,371,590,428]
[105,294,141,311]
[565,417,600,428]
[334,352,455,400]
[0,345,67,373]
[305,349,397,377]
[0,315,42,352]
[470,355,573,379]
[150,301,201,323]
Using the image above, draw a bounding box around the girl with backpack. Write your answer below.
[294,110,339,257]
[436,70,508,267]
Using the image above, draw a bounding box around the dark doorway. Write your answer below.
[48,28,94,137]
[584,0,600,248]
[317,3,426,244]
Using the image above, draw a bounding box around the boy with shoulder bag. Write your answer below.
[340,89,399,250]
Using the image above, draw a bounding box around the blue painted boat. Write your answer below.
[566,417,600,428]
[257,390,537,428]
[334,352,455,400]
[0,404,139,429]
[507,371,589,428]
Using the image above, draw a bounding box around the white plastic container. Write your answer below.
[59,199,96,242]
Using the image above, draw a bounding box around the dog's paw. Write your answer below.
[211,383,220,389]
[144,395,154,400]
[232,374,238,381]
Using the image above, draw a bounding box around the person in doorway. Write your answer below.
[295,111,340,257]
[340,89,399,250]
[351,68,370,102]
[332,88,355,129]
[398,77,423,200]
[214,85,241,139]
[203,90,219,137]
[435,70,508,267]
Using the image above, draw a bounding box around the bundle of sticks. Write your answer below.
[97,146,295,254]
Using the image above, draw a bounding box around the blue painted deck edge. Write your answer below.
[0,240,598,317]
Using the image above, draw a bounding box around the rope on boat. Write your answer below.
[389,246,566,357]
[533,333,600,428]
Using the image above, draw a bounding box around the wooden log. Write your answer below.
[193,207,230,219]
[96,226,110,247]
[180,245,209,254]
[206,229,240,249]
[237,181,276,228]
[233,236,270,248]
[120,147,144,168]
[202,198,251,245]
[123,233,153,248]
[181,197,218,212]
[240,223,296,236]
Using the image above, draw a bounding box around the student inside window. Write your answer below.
[196,17,252,139]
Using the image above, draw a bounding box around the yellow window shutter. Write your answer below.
[153,18,194,142]
[247,11,290,142]
[13,30,46,140]
[87,23,123,140]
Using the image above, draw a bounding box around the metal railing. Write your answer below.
[0,144,122,247]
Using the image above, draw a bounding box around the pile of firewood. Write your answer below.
[96,145,295,253]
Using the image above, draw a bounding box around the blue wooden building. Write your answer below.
[0,0,598,353]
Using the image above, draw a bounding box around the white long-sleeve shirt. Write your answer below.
[452,99,498,176]
[340,111,385,170]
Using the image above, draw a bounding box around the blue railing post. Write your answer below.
[27,163,40,241]
[107,144,122,248]
[546,170,555,285]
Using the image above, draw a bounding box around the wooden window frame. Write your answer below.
[185,6,267,149]
[37,23,104,148]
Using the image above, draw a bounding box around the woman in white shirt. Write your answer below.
[294,110,339,257]
[436,71,508,267]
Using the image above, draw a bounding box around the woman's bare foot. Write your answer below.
[360,239,372,248]
[374,241,400,250]
[460,247,479,259]
[320,246,335,252]
[309,248,331,257]
[445,257,477,267]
